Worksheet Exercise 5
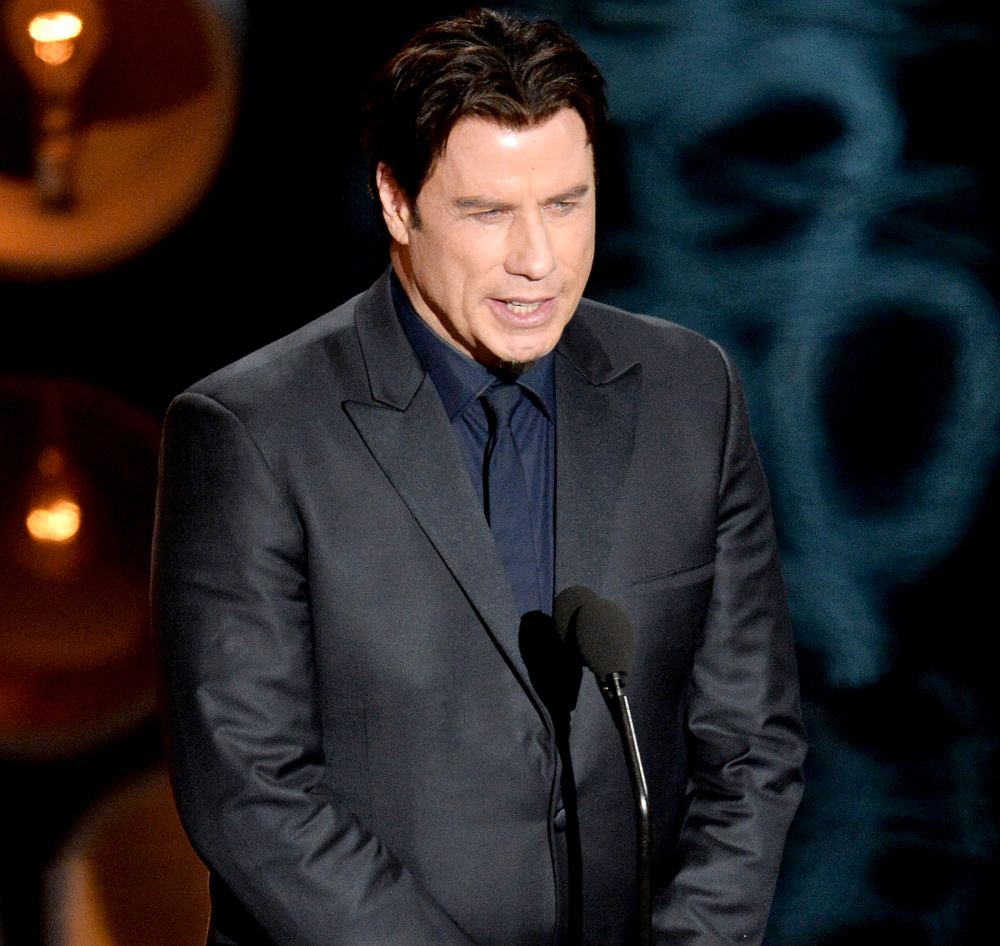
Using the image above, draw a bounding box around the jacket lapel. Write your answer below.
[342,278,641,714]
[343,275,535,707]
[554,311,642,598]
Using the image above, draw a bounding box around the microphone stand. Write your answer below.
[601,671,652,946]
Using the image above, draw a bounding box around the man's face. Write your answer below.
[378,108,596,368]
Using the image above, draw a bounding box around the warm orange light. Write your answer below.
[26,499,81,542]
[28,11,83,65]
[28,11,82,42]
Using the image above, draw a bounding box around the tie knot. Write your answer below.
[482,383,522,430]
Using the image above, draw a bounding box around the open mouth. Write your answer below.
[503,300,545,314]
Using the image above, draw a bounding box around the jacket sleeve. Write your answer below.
[151,391,479,946]
[653,347,807,945]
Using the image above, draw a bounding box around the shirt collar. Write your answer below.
[391,269,556,421]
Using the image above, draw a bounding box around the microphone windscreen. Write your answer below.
[553,585,598,645]
[574,597,635,678]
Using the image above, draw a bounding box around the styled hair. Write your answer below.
[362,7,607,206]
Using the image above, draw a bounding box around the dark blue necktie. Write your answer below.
[481,383,542,616]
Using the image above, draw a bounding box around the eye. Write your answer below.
[546,201,575,215]
[472,209,504,221]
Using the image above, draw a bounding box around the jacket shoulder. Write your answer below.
[572,296,731,391]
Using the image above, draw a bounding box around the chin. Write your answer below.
[490,345,549,368]
[499,332,562,364]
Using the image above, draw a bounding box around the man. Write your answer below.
[153,9,806,946]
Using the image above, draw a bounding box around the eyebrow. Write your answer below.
[453,183,592,211]
[547,183,592,203]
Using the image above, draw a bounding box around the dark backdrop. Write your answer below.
[1,2,996,944]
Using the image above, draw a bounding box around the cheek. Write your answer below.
[412,242,461,302]
[428,237,486,290]
[556,224,595,271]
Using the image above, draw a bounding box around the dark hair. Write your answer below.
[362,7,607,206]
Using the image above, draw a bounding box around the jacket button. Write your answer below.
[553,808,567,832]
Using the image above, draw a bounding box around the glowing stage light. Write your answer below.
[0,0,244,279]
[4,0,105,207]
[28,10,83,64]
[1,376,160,759]
[26,499,81,543]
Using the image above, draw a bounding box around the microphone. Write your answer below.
[573,597,652,946]
[572,596,634,686]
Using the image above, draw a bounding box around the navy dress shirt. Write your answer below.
[391,272,555,615]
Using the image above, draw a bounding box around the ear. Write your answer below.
[376,163,414,245]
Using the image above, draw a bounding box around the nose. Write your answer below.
[504,210,556,281]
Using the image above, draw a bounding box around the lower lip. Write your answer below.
[488,297,557,328]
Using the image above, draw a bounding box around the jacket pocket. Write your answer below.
[631,560,715,595]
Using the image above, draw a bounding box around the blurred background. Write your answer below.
[0,1,996,944]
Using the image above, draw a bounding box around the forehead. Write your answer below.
[427,109,594,193]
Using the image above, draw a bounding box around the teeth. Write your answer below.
[505,300,542,314]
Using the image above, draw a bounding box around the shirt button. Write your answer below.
[553,808,567,832]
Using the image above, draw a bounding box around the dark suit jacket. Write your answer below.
[152,271,806,946]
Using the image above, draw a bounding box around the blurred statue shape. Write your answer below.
[0,377,160,758]
[0,0,244,278]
